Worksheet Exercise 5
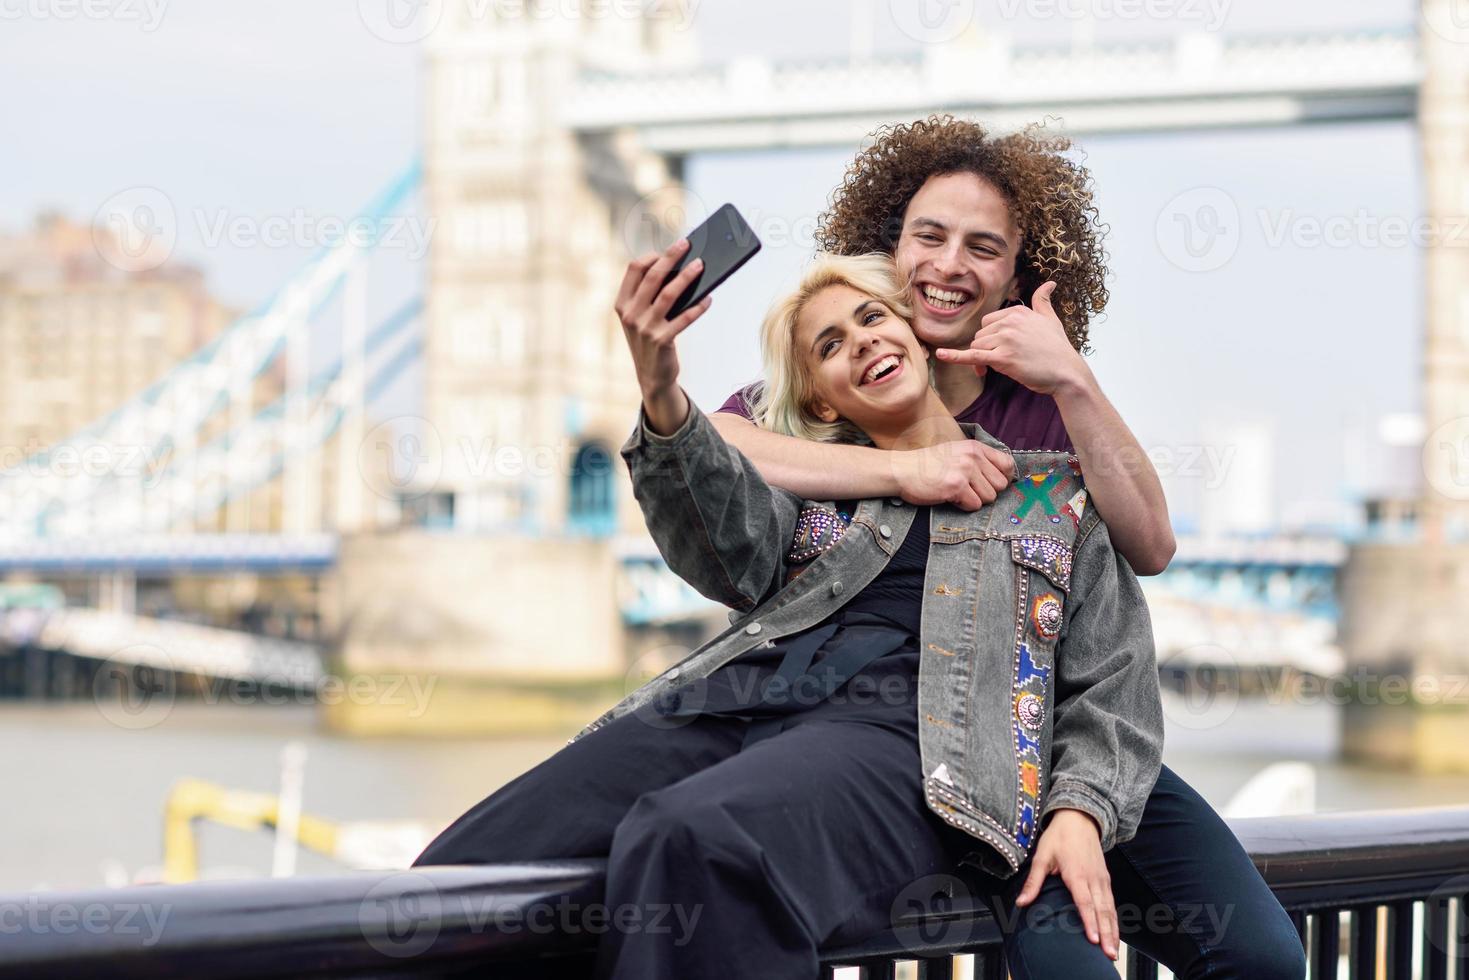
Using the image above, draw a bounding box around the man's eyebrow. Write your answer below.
[908,216,1009,250]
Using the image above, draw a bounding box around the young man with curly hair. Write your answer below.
[708,115,1305,976]
[712,116,1174,575]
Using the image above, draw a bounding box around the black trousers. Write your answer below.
[414,636,1304,979]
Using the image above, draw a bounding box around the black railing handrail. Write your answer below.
[3,805,1468,979]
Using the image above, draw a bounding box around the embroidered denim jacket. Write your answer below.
[567,397,1163,879]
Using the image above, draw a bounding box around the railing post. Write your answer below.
[1423,896,1449,980]
[1386,901,1414,980]
[916,955,953,978]
[1126,948,1160,980]
[1313,910,1341,979]
[1347,904,1379,980]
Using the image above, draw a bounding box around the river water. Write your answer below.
[5,694,1469,893]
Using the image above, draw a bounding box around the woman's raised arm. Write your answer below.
[616,241,802,611]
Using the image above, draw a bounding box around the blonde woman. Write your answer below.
[415,247,1300,980]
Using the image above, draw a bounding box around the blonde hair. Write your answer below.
[750,252,918,444]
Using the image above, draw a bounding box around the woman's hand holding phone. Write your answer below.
[615,238,714,436]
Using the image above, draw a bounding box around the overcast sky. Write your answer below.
[0,0,1427,532]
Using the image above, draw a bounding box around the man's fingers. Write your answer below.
[1031,279,1059,313]
[978,460,1009,496]
[979,306,1021,330]
[933,347,995,366]
[985,446,1016,481]
[951,484,983,511]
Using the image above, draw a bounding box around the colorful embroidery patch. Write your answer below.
[1031,593,1063,639]
[1011,641,1050,849]
[1012,471,1063,522]
[1015,691,1044,733]
[787,505,851,563]
[1013,536,1074,591]
[1020,760,1040,798]
[1062,488,1088,529]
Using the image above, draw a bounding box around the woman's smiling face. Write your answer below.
[794,283,932,430]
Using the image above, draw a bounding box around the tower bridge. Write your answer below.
[1,6,1462,747]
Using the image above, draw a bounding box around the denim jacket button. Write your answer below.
[668,667,681,679]
[745,623,763,635]
[831,581,844,596]
[879,524,893,539]
[889,498,904,506]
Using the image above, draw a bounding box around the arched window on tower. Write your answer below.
[568,441,615,536]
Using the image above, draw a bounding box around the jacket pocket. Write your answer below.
[1009,534,1073,594]
[1009,536,1069,656]
[781,504,853,585]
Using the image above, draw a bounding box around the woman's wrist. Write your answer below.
[1048,806,1103,838]
[642,385,691,437]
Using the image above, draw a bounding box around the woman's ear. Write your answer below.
[810,398,840,424]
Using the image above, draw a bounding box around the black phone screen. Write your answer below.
[660,203,762,319]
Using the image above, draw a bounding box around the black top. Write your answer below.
[652,502,931,725]
[830,501,930,636]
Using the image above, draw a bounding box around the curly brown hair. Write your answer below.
[815,115,1109,353]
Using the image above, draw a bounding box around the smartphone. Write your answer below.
[661,203,762,318]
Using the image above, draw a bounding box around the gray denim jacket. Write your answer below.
[567,396,1163,878]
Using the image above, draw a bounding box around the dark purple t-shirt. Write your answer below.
[714,371,1074,453]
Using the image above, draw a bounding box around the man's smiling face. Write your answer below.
[893,172,1024,351]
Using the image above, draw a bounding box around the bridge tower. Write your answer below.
[331,2,703,731]
[1339,0,1469,772]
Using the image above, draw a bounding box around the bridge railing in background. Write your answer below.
[1,807,1465,979]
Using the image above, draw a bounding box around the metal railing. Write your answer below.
[1,806,1465,979]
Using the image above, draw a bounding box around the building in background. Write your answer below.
[0,214,237,463]
[329,1,716,734]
